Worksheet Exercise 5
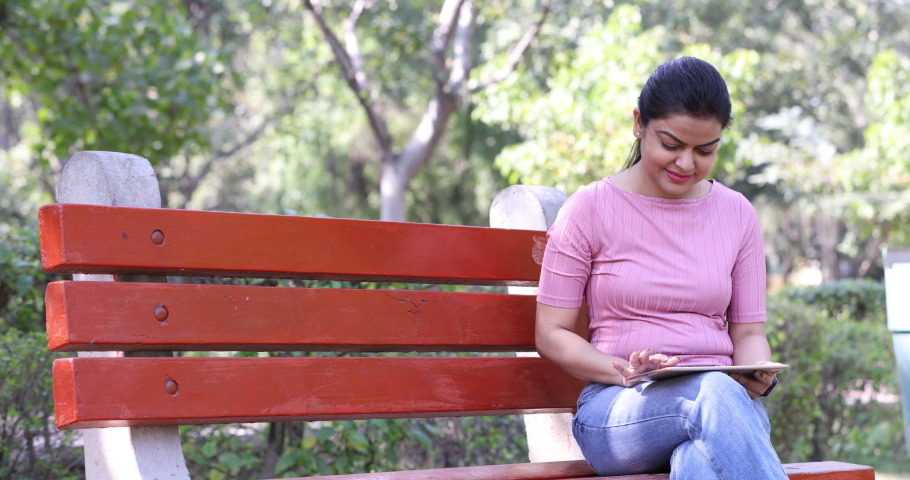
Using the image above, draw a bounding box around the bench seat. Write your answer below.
[269,459,875,479]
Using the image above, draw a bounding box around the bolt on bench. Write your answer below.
[40,152,874,480]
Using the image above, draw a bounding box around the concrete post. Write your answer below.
[490,185,584,463]
[57,151,191,479]
[884,247,910,457]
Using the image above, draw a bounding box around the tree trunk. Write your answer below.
[379,95,458,222]
[380,159,408,222]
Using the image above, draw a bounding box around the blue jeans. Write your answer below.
[572,372,788,480]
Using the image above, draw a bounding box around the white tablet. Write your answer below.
[625,363,789,383]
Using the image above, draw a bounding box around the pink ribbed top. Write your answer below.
[537,179,766,367]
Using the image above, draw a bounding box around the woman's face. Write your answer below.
[632,109,723,199]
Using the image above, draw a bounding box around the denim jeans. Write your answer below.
[572,372,788,480]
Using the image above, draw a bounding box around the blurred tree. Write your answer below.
[300,0,551,222]
[476,0,910,281]
[0,0,230,203]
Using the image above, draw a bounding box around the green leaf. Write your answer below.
[217,451,242,474]
[275,450,297,474]
[206,468,225,480]
[316,425,335,441]
[411,428,431,447]
[15,275,34,296]
[302,435,317,450]
[201,440,218,458]
[345,431,369,453]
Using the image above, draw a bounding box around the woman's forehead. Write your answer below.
[649,115,723,143]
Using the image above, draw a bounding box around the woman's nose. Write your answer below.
[676,151,695,171]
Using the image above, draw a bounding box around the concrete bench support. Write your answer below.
[57,151,190,480]
[490,185,583,463]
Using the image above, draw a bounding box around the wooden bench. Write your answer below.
[40,151,875,479]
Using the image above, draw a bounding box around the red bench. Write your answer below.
[40,151,874,479]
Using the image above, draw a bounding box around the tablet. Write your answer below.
[625,363,789,383]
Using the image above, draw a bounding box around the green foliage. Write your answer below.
[0,330,80,479]
[763,280,905,466]
[477,1,910,280]
[0,0,227,165]
[0,226,50,332]
[180,416,527,478]
[474,4,759,194]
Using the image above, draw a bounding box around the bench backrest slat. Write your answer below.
[39,204,546,285]
[46,281,537,352]
[53,357,585,429]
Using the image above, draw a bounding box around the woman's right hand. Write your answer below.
[612,348,681,387]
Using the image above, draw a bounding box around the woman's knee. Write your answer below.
[694,372,750,399]
[687,372,756,418]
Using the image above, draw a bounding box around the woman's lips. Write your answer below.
[665,170,693,183]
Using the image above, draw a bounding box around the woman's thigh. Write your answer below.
[572,372,769,477]
[572,381,689,476]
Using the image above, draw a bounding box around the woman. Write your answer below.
[535,56,788,479]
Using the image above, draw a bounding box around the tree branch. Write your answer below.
[178,119,270,209]
[447,0,475,92]
[344,0,374,94]
[302,0,393,153]
[470,0,551,93]
[429,0,468,89]
[178,60,330,209]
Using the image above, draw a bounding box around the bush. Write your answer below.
[763,280,905,466]
[0,330,81,479]
[179,415,528,479]
[0,226,49,333]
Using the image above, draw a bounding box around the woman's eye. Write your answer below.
[660,142,678,151]
[696,149,715,156]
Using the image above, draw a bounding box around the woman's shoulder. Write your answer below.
[568,177,624,202]
[709,181,759,228]
[709,181,753,208]
[550,179,617,233]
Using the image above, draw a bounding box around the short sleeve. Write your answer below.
[726,199,767,323]
[536,186,596,308]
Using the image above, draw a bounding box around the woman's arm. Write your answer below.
[536,303,679,386]
[728,322,779,399]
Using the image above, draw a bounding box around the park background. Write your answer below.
[1,0,909,478]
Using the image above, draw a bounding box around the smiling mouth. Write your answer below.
[665,170,693,183]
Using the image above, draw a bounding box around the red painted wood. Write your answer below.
[52,356,586,429]
[267,461,875,480]
[272,460,599,480]
[45,281,537,352]
[38,204,547,285]
[783,461,875,480]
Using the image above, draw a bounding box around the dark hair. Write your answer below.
[623,56,733,170]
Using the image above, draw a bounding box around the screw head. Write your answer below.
[165,379,179,396]
[154,305,169,323]
[151,230,165,246]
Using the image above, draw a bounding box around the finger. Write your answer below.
[649,353,669,365]
[638,348,652,367]
[729,373,763,399]
[757,361,786,371]
[659,356,682,368]
[612,361,630,378]
[628,350,641,368]
[753,370,776,388]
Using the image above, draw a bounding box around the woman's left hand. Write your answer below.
[729,361,784,399]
